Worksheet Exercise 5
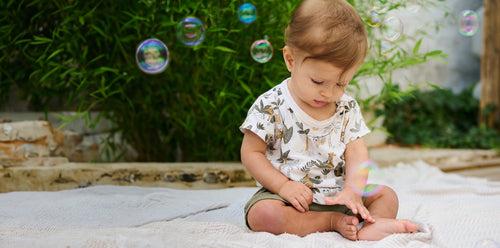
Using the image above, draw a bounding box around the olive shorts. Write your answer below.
[244,187,364,229]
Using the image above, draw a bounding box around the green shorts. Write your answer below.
[244,187,364,229]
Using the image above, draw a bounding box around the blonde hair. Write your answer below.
[285,0,367,78]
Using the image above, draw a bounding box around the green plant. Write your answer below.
[1,0,448,162]
[377,84,500,149]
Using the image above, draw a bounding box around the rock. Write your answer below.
[203,172,218,184]
[0,121,82,166]
[179,173,197,182]
[78,180,91,188]
[163,174,177,182]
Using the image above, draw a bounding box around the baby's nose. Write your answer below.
[321,88,335,98]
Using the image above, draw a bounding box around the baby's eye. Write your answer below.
[311,79,323,85]
[336,83,347,88]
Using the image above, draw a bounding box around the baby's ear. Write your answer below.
[283,46,294,72]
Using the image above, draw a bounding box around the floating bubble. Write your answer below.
[350,160,384,197]
[366,6,383,27]
[238,3,257,24]
[459,10,479,36]
[251,40,273,63]
[474,240,500,248]
[378,6,389,14]
[369,0,396,13]
[176,17,205,46]
[407,0,421,13]
[382,16,403,41]
[380,41,393,56]
[135,38,169,74]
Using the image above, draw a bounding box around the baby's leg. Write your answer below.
[247,199,359,240]
[357,185,419,241]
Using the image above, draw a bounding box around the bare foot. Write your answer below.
[330,212,359,241]
[357,218,419,241]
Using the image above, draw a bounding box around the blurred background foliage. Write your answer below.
[3,0,484,163]
[378,84,500,149]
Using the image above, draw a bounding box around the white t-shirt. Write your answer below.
[240,78,370,204]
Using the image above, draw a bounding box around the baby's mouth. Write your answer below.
[314,100,328,105]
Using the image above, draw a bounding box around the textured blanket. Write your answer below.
[0,161,499,248]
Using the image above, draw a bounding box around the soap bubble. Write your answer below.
[238,3,257,24]
[474,240,500,248]
[368,0,390,12]
[176,17,205,46]
[135,38,169,74]
[459,10,479,36]
[382,16,403,41]
[407,0,421,13]
[366,6,383,27]
[380,41,393,56]
[251,40,273,63]
[350,160,384,197]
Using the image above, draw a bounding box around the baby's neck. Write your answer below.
[301,102,337,121]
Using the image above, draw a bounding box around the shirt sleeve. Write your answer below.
[343,99,370,144]
[239,97,277,144]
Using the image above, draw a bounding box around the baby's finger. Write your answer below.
[302,191,313,205]
[324,197,338,205]
[344,201,358,214]
[298,195,310,212]
[362,210,375,223]
[290,198,306,213]
[358,206,368,219]
[357,205,375,223]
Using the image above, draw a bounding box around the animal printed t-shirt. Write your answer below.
[240,78,370,204]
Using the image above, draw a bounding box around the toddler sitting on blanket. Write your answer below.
[239,0,419,241]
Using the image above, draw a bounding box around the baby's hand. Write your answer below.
[324,188,375,223]
[278,181,313,213]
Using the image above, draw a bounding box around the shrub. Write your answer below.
[0,0,447,161]
[377,85,500,149]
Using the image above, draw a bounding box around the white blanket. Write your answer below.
[1,161,499,248]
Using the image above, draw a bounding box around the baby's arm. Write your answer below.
[325,137,375,223]
[241,130,313,212]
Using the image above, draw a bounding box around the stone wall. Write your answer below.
[0,120,97,167]
[0,120,257,192]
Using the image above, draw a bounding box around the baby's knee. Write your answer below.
[379,185,399,204]
[247,200,287,234]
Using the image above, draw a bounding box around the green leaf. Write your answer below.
[79,16,85,25]
[426,50,448,60]
[208,27,228,33]
[40,66,60,82]
[413,39,422,55]
[56,112,86,130]
[30,35,52,44]
[46,48,64,61]
[94,67,120,75]
[91,24,107,38]
[215,46,237,53]
[425,82,442,90]
[239,80,254,97]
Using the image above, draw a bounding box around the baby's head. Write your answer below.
[285,0,367,79]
